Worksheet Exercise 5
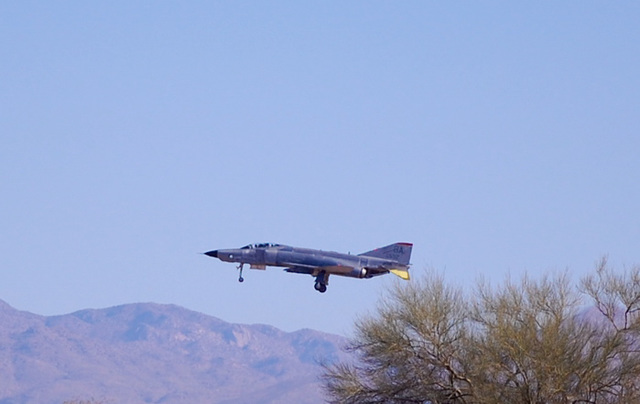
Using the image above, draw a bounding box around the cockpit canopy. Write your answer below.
[240,243,280,249]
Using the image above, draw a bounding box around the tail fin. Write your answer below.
[359,242,413,266]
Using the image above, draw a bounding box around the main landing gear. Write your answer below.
[237,263,244,282]
[314,271,329,293]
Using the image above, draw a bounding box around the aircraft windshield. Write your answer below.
[241,243,280,249]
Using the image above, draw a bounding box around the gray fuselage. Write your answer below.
[212,244,407,278]
[205,242,413,292]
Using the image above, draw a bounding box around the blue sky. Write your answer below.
[1,2,638,335]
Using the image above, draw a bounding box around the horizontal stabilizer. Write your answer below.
[389,269,410,280]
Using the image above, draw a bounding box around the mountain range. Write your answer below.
[0,299,350,404]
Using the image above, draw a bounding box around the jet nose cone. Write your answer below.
[205,250,218,258]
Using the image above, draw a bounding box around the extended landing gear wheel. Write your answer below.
[314,282,327,293]
[239,277,244,283]
[314,270,329,293]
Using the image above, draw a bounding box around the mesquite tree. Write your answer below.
[322,258,640,404]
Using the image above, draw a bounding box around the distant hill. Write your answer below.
[0,299,349,404]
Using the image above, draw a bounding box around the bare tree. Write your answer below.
[579,257,640,402]
[323,272,473,403]
[471,272,600,403]
[322,259,640,404]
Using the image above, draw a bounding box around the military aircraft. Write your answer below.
[204,242,412,293]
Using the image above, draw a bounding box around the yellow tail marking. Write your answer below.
[390,269,410,280]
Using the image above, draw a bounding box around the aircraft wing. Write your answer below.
[284,264,355,276]
[284,263,409,279]
[284,265,314,275]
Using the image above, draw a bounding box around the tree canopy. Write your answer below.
[322,258,640,404]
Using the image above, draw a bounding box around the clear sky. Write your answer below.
[1,2,638,335]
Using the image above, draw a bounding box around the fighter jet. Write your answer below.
[204,242,412,293]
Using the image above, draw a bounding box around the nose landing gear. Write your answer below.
[237,263,244,282]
